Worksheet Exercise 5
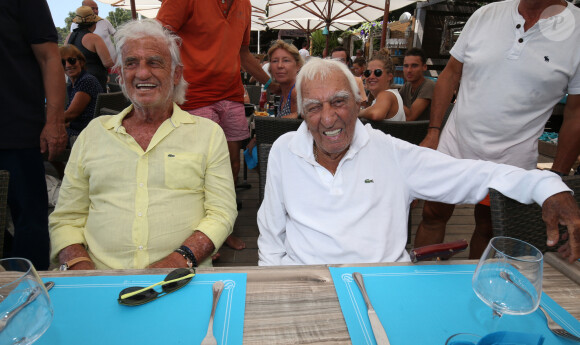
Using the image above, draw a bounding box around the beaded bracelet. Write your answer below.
[175,245,198,268]
[428,126,441,130]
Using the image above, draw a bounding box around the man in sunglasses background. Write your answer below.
[257,58,580,266]
[49,19,237,270]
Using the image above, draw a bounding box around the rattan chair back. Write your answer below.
[254,116,303,146]
[258,144,273,203]
[490,175,580,253]
[93,91,131,118]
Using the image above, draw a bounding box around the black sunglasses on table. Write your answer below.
[61,57,78,66]
[118,267,196,306]
[363,69,383,78]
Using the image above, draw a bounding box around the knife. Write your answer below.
[353,272,390,345]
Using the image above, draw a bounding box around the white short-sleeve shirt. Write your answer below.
[439,0,580,169]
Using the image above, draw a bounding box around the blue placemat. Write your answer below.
[37,273,246,345]
[330,265,580,345]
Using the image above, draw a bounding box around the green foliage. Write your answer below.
[107,8,133,29]
[56,27,69,46]
[310,29,340,57]
[64,11,76,32]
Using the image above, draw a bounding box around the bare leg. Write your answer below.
[469,204,493,259]
[414,201,455,248]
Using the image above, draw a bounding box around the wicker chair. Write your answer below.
[245,85,261,106]
[490,175,580,253]
[254,116,303,146]
[258,144,273,203]
[0,170,9,258]
[107,83,122,93]
[361,119,430,145]
[93,91,131,118]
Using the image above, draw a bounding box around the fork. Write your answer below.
[538,305,580,342]
[200,281,225,345]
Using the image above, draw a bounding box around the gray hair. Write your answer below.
[114,19,188,105]
[295,57,361,116]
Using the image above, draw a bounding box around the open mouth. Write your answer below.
[136,83,157,90]
[324,128,342,137]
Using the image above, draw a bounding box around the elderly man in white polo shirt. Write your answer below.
[257,58,580,266]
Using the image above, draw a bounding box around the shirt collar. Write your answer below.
[103,103,195,131]
[288,118,369,163]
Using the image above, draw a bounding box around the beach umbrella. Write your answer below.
[267,0,424,50]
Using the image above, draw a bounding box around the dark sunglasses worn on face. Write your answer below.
[118,267,196,306]
[62,57,78,67]
[363,69,383,78]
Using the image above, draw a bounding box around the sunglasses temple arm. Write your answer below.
[120,273,195,300]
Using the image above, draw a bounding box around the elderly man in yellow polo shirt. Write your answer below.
[49,19,237,270]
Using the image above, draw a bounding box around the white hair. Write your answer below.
[114,19,188,105]
[295,57,361,116]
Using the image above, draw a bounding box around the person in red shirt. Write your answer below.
[157,0,272,252]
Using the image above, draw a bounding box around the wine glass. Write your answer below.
[0,258,53,345]
[472,236,543,318]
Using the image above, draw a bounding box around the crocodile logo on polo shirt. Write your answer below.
[364,179,374,183]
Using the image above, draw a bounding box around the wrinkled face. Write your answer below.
[331,51,348,65]
[302,74,359,158]
[61,54,83,81]
[403,55,426,84]
[270,48,299,84]
[365,60,392,95]
[352,62,365,77]
[119,37,181,109]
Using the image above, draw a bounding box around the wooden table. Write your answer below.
[33,260,580,344]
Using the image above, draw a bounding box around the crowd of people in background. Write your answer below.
[1,0,579,271]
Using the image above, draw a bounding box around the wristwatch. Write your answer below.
[59,257,92,271]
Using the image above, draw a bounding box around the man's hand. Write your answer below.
[542,191,580,262]
[40,121,67,160]
[420,130,440,150]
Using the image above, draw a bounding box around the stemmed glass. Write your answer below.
[0,258,53,345]
[472,236,543,318]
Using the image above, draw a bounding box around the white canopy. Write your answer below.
[267,0,425,30]
[97,0,268,30]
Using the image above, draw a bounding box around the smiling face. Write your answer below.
[403,55,427,84]
[61,54,83,82]
[302,73,359,159]
[119,37,181,110]
[270,48,299,85]
[365,60,393,96]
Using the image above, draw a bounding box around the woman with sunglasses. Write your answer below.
[66,6,114,90]
[358,48,406,121]
[60,45,104,146]
[268,40,304,118]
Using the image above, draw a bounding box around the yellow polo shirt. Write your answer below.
[49,104,237,269]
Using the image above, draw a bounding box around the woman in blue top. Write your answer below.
[268,40,304,118]
[60,45,104,147]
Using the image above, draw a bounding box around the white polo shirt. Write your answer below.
[439,0,580,169]
[257,121,568,266]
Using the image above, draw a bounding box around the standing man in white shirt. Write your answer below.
[298,41,310,62]
[71,0,117,64]
[415,0,580,259]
